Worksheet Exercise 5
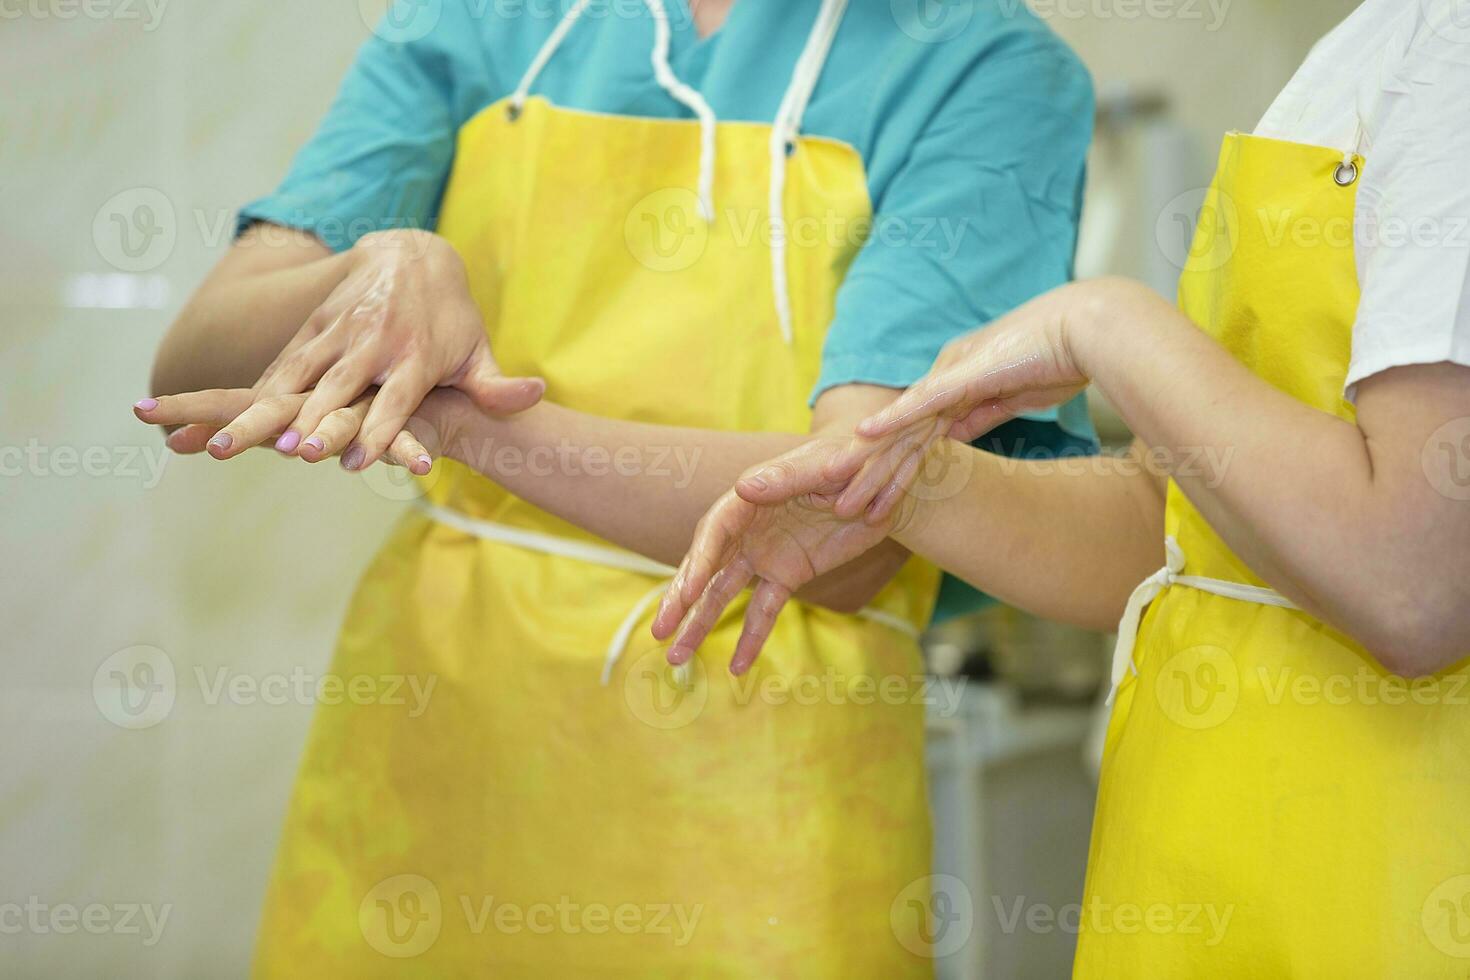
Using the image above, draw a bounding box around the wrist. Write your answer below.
[1057,277,1153,381]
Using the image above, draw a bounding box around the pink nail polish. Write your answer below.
[341,446,366,471]
[275,430,301,453]
[208,433,233,453]
[414,454,433,474]
[134,398,158,412]
[303,436,325,455]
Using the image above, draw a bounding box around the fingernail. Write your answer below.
[165,430,188,452]
[746,475,769,492]
[207,433,233,454]
[303,436,325,457]
[413,454,433,475]
[275,430,301,454]
[134,398,158,412]
[341,446,366,471]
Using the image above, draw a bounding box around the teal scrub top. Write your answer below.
[239,0,1100,622]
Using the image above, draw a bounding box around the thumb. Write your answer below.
[455,343,544,415]
[735,443,836,504]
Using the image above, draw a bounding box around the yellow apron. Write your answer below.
[1077,133,1470,976]
[253,4,943,976]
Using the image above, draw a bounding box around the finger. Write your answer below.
[352,366,433,468]
[204,393,311,460]
[867,430,942,525]
[455,343,545,415]
[668,561,753,666]
[134,389,254,428]
[165,424,220,455]
[653,511,734,641]
[285,354,379,445]
[729,580,792,676]
[254,310,348,397]
[299,398,372,464]
[835,421,939,518]
[382,427,435,477]
[856,369,972,439]
[821,430,900,486]
[949,400,1014,444]
[734,442,836,504]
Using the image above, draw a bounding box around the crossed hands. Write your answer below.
[135,228,543,471]
[651,282,1099,674]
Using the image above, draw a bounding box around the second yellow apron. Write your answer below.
[1077,133,1470,976]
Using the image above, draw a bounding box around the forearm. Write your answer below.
[151,229,348,396]
[445,399,912,610]
[893,442,1165,631]
[1073,280,1470,671]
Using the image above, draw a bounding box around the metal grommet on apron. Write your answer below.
[1334,161,1359,186]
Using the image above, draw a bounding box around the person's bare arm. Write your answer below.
[435,383,916,613]
[857,278,1470,675]
[150,224,348,397]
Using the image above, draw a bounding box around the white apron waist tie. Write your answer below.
[1107,535,1299,704]
[414,499,919,685]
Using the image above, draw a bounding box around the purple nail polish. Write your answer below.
[275,430,301,453]
[414,454,433,474]
[208,433,233,453]
[303,436,325,455]
[342,446,366,471]
[134,398,158,412]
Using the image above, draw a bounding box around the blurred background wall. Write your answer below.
[0,0,1361,975]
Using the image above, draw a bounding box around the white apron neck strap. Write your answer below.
[768,0,849,345]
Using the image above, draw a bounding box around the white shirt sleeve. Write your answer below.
[1346,5,1470,397]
